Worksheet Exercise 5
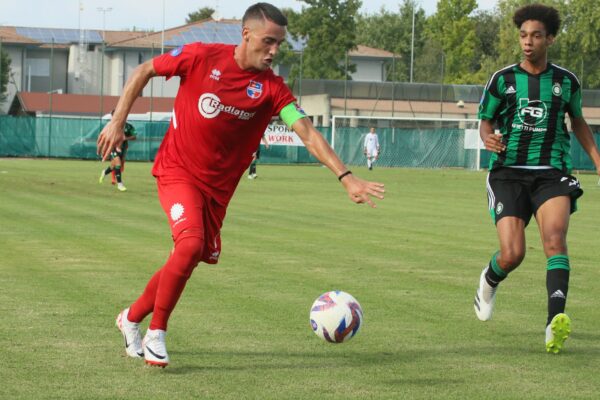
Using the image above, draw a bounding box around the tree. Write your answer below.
[471,10,501,83]
[355,0,426,82]
[558,0,600,88]
[426,0,478,84]
[289,0,361,80]
[0,47,11,105]
[186,7,216,23]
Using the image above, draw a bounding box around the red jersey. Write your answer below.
[151,43,296,206]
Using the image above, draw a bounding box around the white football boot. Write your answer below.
[116,308,144,358]
[546,313,571,354]
[474,267,497,321]
[143,329,169,367]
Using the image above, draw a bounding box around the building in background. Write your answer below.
[2,20,600,127]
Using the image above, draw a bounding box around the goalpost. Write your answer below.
[330,115,484,171]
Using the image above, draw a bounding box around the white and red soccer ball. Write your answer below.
[310,291,363,343]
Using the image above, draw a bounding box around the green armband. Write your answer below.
[279,102,306,128]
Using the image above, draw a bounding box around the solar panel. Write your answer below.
[15,26,103,44]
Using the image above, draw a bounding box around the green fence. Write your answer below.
[0,116,327,164]
[1,115,599,170]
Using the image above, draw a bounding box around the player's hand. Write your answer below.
[483,133,505,153]
[97,121,126,161]
[340,174,385,208]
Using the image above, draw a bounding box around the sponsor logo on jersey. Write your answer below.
[517,98,548,126]
[506,85,516,94]
[170,46,184,57]
[247,80,263,99]
[210,69,221,81]
[198,93,256,120]
[552,82,563,96]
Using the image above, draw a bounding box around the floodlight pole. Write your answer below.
[97,7,112,42]
[410,3,415,83]
[440,51,444,118]
[49,38,54,157]
[344,51,348,115]
[97,7,111,118]
[391,55,395,118]
[161,0,165,97]
[0,35,3,99]
[298,49,303,106]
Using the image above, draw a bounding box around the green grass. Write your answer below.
[1,158,600,399]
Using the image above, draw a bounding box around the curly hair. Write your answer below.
[513,4,561,36]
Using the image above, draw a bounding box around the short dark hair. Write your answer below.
[513,4,560,36]
[242,2,287,27]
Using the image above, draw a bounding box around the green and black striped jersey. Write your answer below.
[478,63,583,173]
[121,122,136,153]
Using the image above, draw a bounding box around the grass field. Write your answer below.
[1,158,600,399]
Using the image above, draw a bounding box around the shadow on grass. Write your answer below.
[161,348,429,375]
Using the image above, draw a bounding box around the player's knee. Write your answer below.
[542,233,567,255]
[173,236,204,270]
[500,249,525,269]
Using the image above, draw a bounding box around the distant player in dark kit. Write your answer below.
[474,3,600,353]
[99,110,137,191]
[98,3,384,368]
[248,135,269,179]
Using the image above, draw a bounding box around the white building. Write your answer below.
[0,20,395,115]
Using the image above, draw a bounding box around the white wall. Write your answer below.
[350,58,385,82]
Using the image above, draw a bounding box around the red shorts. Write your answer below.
[156,176,227,264]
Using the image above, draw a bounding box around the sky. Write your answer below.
[0,0,498,31]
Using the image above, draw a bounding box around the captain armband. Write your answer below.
[279,102,307,128]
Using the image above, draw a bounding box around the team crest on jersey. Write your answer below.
[247,81,263,99]
[552,82,563,97]
[294,103,306,115]
[496,202,504,215]
[170,46,184,57]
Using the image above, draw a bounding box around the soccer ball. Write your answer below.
[309,291,363,343]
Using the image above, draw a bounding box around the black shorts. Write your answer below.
[110,150,125,160]
[486,167,583,226]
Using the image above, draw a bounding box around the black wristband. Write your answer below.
[337,170,352,181]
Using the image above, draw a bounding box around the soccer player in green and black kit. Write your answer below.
[473,4,600,354]
[99,111,137,191]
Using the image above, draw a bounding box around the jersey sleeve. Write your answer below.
[478,73,504,120]
[152,43,203,80]
[567,80,583,118]
[271,75,297,116]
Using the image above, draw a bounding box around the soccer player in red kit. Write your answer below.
[98,2,385,368]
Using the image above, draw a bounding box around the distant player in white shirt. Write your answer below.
[363,127,380,170]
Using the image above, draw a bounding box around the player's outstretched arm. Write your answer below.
[97,60,157,161]
[571,116,600,175]
[291,118,385,208]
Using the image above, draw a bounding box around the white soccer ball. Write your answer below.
[309,290,363,343]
